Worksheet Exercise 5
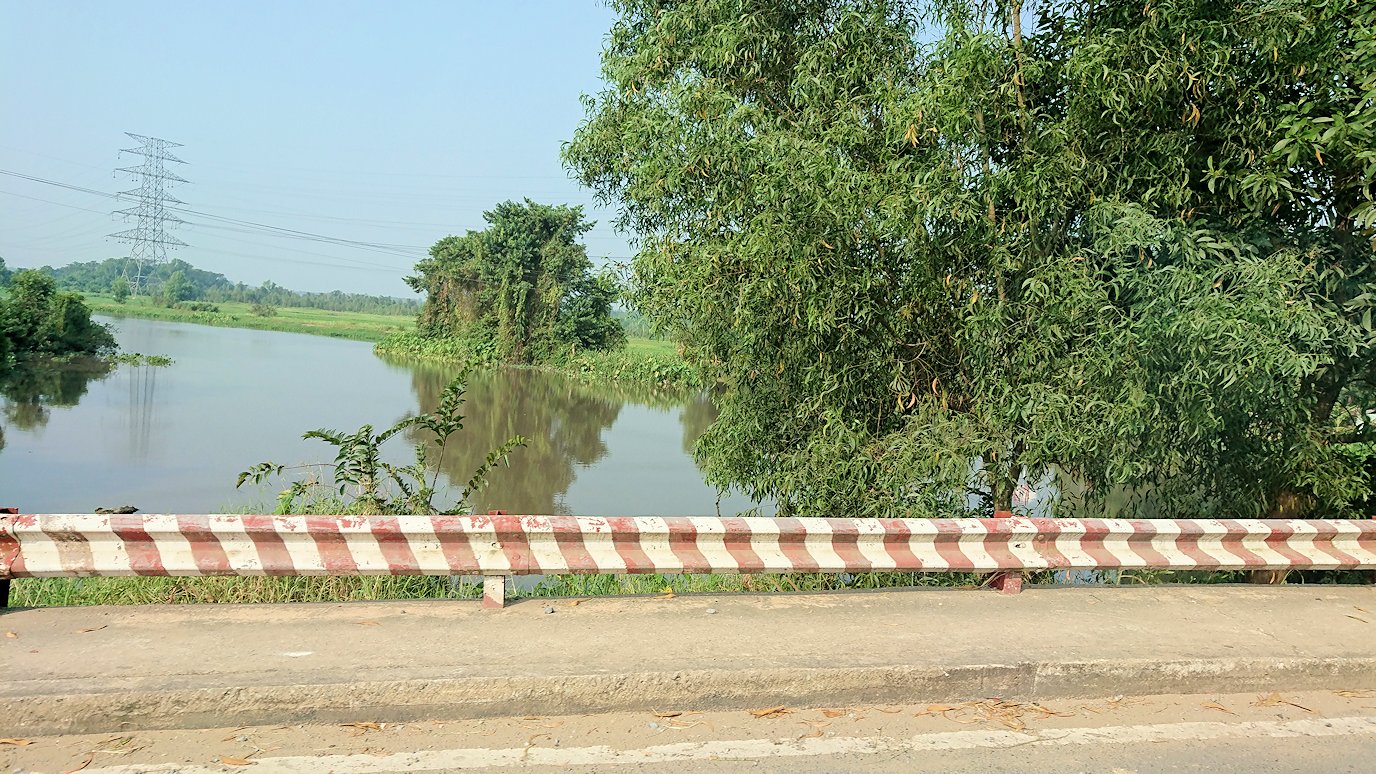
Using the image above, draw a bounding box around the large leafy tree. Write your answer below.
[407,200,625,363]
[1,270,116,363]
[566,0,1376,518]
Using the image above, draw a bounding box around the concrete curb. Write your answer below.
[8,655,1376,735]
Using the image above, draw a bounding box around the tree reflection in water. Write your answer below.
[0,359,115,451]
[387,355,716,514]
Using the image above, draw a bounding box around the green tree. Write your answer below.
[566,0,1376,519]
[0,256,12,287]
[110,276,130,304]
[161,269,193,306]
[406,199,626,364]
[1,270,116,361]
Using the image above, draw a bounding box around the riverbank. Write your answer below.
[85,294,701,389]
[83,294,414,342]
[373,330,702,390]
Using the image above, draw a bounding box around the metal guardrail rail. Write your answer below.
[3,512,1374,608]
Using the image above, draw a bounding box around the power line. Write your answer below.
[109,133,189,295]
[1,167,636,272]
[0,168,426,257]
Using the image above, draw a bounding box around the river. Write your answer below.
[0,316,761,516]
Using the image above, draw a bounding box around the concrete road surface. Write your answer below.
[4,689,1376,773]
[5,586,1376,736]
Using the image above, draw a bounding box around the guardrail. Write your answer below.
[2,512,1374,608]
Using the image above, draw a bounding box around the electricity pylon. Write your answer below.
[111,133,188,296]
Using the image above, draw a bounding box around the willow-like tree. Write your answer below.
[566,0,1376,518]
[407,200,625,364]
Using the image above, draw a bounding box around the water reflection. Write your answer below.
[4,317,749,515]
[389,356,716,514]
[124,363,161,463]
[0,359,115,437]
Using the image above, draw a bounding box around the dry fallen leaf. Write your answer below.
[567,599,583,607]
[750,705,790,719]
[821,709,845,718]
[1344,615,1368,623]
[653,711,683,718]
[354,620,380,627]
[78,625,108,634]
[1336,690,1376,699]
[63,754,94,774]
[4,631,17,639]
[1201,701,1236,715]
[520,715,543,721]
[1253,692,1314,712]
[916,704,961,717]
[797,718,830,739]
[341,722,383,731]
[0,738,33,745]
[220,756,255,766]
[91,736,135,753]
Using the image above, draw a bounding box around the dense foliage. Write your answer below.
[406,200,625,364]
[567,0,1376,518]
[36,257,420,315]
[0,270,116,366]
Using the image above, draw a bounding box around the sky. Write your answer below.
[0,0,630,297]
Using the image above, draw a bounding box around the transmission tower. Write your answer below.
[110,133,188,295]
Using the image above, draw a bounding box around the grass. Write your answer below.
[83,294,416,343]
[374,329,701,390]
[10,567,1368,608]
[8,570,992,608]
[564,338,701,389]
[86,295,697,390]
[9,575,481,606]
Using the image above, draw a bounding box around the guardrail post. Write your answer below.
[483,575,507,609]
[988,510,1024,594]
[481,510,510,609]
[1,507,15,610]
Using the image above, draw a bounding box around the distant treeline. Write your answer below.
[36,257,420,316]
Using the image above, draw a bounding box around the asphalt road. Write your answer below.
[5,689,1375,773]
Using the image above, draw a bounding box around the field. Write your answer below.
[82,294,415,343]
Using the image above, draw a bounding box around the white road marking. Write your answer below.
[82,715,1376,773]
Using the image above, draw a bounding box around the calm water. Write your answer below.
[0,316,759,515]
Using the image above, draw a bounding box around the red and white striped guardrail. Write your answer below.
[2,513,1374,608]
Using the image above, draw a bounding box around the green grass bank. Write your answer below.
[85,294,700,389]
[373,330,701,390]
[84,294,415,343]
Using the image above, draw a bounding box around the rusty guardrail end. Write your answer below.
[1,507,17,610]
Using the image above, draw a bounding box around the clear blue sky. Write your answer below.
[0,0,629,296]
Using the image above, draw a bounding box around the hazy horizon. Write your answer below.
[0,1,631,298]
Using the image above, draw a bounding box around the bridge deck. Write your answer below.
[3,585,1374,735]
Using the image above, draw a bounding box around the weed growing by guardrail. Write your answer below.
[236,373,525,514]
